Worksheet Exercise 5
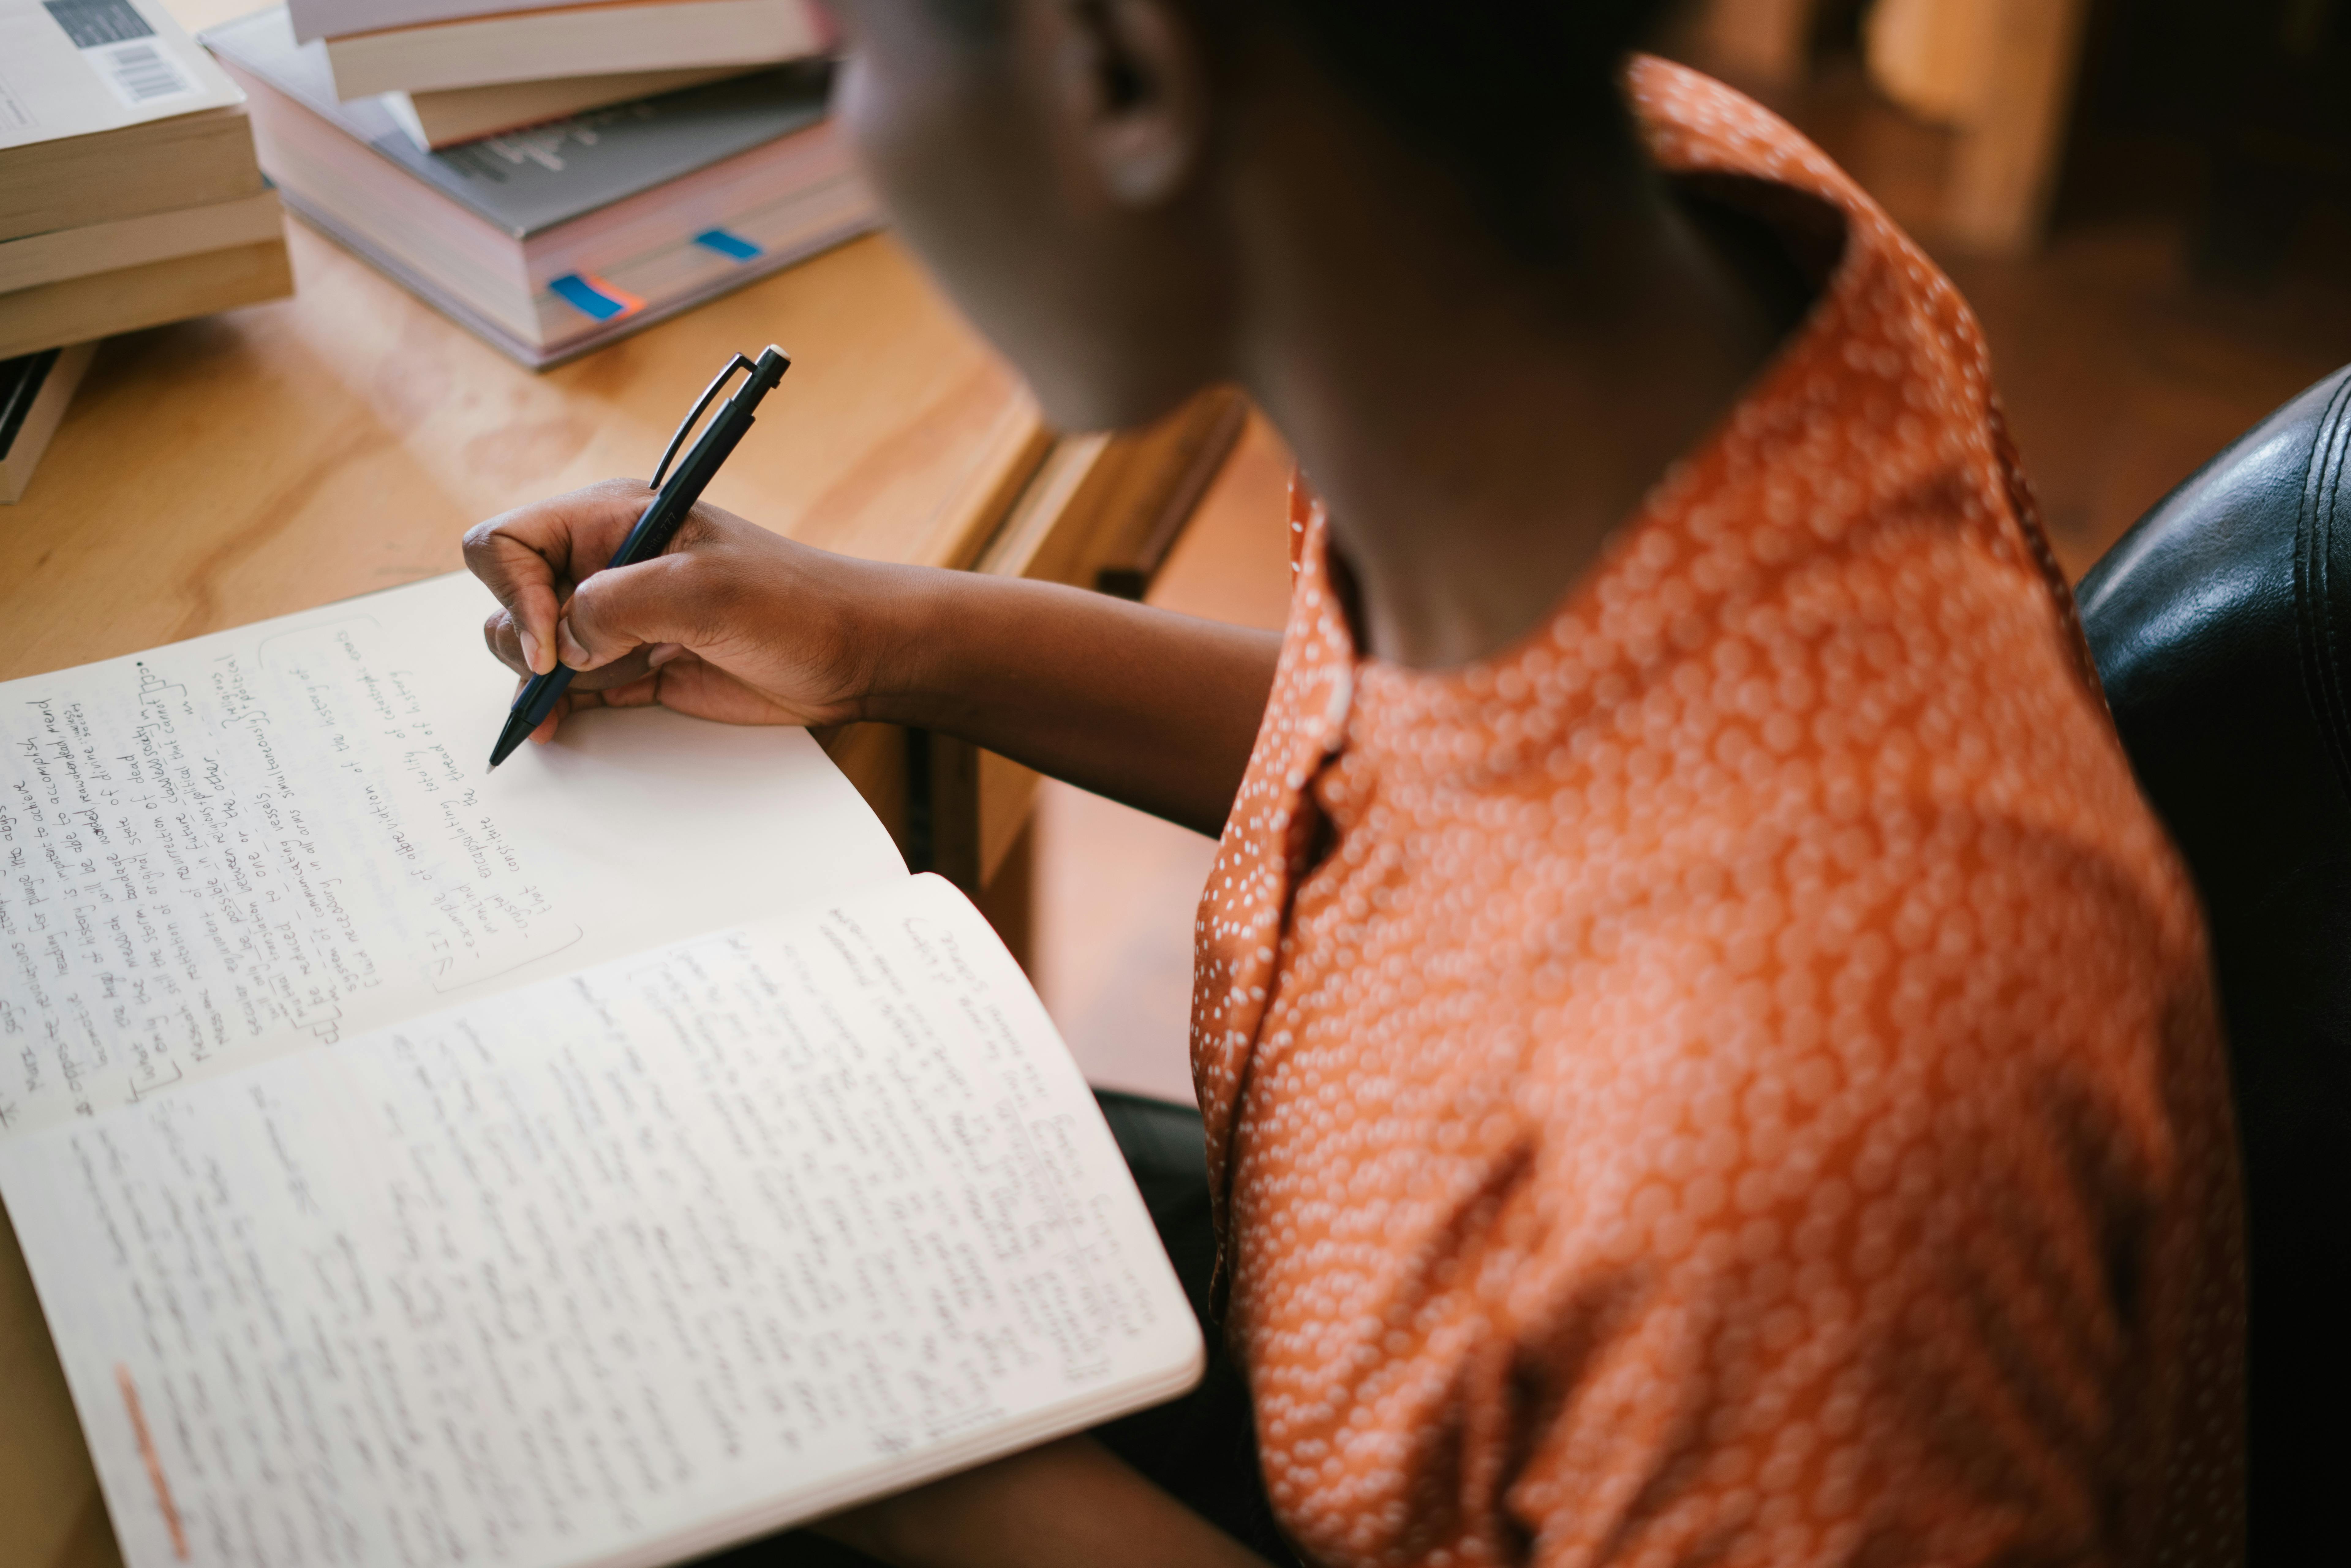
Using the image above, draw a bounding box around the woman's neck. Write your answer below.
[1225,70,1794,670]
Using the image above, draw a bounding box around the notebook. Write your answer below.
[0,572,1205,1568]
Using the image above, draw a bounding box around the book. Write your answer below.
[0,340,94,503]
[288,0,588,43]
[0,0,264,241]
[319,0,831,101]
[203,8,877,368]
[0,1,290,352]
[0,237,293,359]
[0,570,1205,1568]
[0,239,292,359]
[0,189,284,294]
[384,65,752,151]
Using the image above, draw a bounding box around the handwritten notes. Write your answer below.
[1,612,572,1126]
[0,574,906,1134]
[0,877,1200,1568]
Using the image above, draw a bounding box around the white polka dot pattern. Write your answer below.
[1188,57,2244,1568]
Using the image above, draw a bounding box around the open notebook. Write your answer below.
[0,573,1203,1568]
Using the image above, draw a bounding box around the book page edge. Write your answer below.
[585,1345,1211,1568]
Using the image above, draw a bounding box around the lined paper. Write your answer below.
[0,876,1200,1568]
[0,573,905,1135]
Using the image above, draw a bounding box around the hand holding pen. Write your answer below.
[482,344,791,769]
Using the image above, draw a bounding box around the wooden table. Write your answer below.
[0,10,1241,1556]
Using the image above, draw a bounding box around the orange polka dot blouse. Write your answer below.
[1190,59,2244,1568]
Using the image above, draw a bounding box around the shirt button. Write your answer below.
[1320,665,1354,753]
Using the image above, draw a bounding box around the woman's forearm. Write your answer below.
[464,483,1278,834]
[865,567,1281,838]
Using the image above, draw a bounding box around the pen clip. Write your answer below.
[650,351,757,491]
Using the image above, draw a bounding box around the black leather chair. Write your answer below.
[2076,363,2351,1557]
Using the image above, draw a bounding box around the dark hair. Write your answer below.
[1261,0,1676,256]
[924,0,1677,258]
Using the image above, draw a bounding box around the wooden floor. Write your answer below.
[1034,90,2351,1103]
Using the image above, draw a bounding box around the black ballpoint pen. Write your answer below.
[488,344,791,770]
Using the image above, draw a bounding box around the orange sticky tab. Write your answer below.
[116,1365,188,1561]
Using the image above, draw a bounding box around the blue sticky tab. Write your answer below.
[549,274,627,320]
[693,228,763,261]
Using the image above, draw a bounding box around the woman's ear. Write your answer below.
[1047,0,1210,206]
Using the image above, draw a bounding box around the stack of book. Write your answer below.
[0,0,293,490]
[204,5,876,368]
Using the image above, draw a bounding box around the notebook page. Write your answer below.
[0,572,905,1137]
[0,874,1202,1568]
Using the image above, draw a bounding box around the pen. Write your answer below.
[488,344,792,770]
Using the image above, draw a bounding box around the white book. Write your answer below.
[0,0,243,149]
[320,0,832,100]
[0,0,266,243]
[0,573,1204,1568]
[382,66,751,150]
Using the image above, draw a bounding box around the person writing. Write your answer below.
[463,2,2244,1564]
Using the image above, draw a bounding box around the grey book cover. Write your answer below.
[198,6,831,239]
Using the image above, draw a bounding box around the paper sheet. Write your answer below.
[0,876,1200,1568]
[0,572,906,1135]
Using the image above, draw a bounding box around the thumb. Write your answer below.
[557,553,722,674]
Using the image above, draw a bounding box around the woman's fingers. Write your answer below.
[464,479,658,676]
[628,653,806,725]
[592,670,665,710]
[557,551,722,675]
[512,655,750,747]
[466,529,567,675]
[466,484,875,739]
[483,609,527,676]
